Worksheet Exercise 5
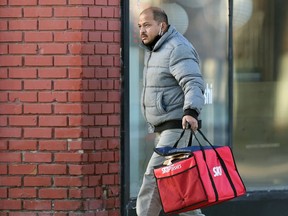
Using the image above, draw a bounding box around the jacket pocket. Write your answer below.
[156,91,167,114]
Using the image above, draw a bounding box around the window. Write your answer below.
[233,0,288,190]
[122,1,288,214]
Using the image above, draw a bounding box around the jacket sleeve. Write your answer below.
[169,44,205,115]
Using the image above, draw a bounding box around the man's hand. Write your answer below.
[182,115,198,131]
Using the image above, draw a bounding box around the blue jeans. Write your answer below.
[136,129,205,216]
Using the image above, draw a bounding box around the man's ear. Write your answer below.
[161,22,168,32]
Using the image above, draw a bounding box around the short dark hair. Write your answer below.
[141,7,169,24]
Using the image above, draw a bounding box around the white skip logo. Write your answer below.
[213,166,222,177]
[162,164,182,174]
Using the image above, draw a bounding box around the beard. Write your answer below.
[142,35,162,50]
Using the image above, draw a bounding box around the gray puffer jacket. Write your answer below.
[140,26,205,132]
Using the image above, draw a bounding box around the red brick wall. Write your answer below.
[0,0,121,215]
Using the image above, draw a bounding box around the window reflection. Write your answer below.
[234,0,288,190]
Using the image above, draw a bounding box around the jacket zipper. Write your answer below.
[142,51,152,123]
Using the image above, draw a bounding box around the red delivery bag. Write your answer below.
[153,129,246,214]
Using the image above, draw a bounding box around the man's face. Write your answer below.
[138,11,161,45]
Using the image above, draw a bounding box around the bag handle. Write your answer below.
[172,129,193,148]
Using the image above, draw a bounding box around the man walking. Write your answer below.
[136,7,206,216]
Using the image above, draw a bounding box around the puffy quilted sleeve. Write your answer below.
[169,44,205,115]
